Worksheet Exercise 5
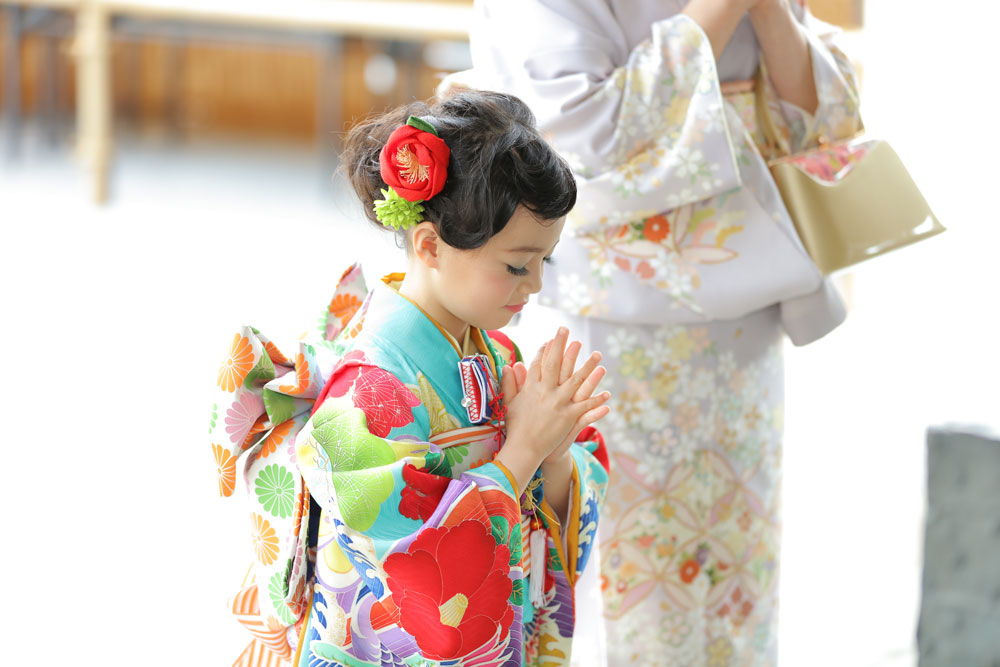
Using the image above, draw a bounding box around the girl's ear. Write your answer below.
[411,221,441,269]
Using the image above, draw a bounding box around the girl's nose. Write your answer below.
[525,268,544,295]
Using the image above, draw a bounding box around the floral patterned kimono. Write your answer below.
[210,265,609,667]
[460,1,863,664]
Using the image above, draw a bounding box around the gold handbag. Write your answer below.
[755,79,944,275]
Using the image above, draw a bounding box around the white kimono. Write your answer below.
[462,1,863,665]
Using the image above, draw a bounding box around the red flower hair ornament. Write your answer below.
[374,116,451,231]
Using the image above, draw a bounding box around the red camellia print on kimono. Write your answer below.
[383,520,515,660]
[399,463,451,522]
[324,350,422,437]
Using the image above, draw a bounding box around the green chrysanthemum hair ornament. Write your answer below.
[374,116,451,231]
[374,188,425,231]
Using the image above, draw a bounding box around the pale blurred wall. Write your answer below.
[0,0,860,144]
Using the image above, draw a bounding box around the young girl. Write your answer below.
[210,91,611,667]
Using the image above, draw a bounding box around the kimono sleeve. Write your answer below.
[539,428,609,585]
[294,354,526,648]
[297,354,522,524]
[470,1,742,233]
[766,2,864,154]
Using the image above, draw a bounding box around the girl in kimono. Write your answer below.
[457,0,864,664]
[210,90,611,667]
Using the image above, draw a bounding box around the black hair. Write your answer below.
[341,90,577,249]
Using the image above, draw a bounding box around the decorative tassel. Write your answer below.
[458,354,499,425]
[529,525,547,607]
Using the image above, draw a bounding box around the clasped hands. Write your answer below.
[495,327,610,494]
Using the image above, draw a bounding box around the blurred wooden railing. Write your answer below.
[0,0,862,141]
[0,0,862,202]
[0,2,469,142]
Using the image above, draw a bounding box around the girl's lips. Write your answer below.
[505,303,526,313]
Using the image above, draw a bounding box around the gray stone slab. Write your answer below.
[919,426,1000,665]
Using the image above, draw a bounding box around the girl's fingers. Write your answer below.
[528,343,546,382]
[560,340,582,385]
[565,352,602,395]
[573,391,611,417]
[558,401,611,453]
[542,328,568,385]
[513,361,528,392]
[576,403,611,428]
[573,365,607,402]
[500,365,518,401]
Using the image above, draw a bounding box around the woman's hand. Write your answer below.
[749,0,818,113]
[681,0,757,58]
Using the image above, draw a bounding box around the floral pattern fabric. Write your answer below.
[211,265,609,666]
[465,0,862,343]
[508,304,783,666]
[208,265,371,663]
[465,1,863,665]
[774,136,875,183]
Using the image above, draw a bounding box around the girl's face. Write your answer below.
[425,207,564,338]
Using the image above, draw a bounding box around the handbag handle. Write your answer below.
[754,68,783,158]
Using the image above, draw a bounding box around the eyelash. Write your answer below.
[506,257,553,276]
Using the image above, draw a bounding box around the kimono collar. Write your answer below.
[380,272,500,379]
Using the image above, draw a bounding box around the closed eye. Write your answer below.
[506,256,553,276]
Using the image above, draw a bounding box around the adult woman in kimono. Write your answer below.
[210,92,611,666]
[461,0,862,664]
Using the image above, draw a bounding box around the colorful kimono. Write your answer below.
[209,265,609,667]
[460,1,863,664]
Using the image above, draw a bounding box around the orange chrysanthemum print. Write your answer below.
[218,334,255,393]
[213,443,237,497]
[328,293,362,327]
[346,315,366,340]
[251,513,280,565]
[642,214,671,243]
[679,558,700,584]
[291,485,307,536]
[263,340,289,366]
[242,414,270,451]
[260,418,295,459]
[278,353,310,395]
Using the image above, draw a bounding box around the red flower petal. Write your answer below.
[399,464,451,522]
[499,603,515,638]
[464,569,513,622]
[409,142,432,170]
[385,549,444,606]
[379,124,451,202]
[408,524,447,557]
[398,590,464,659]
[454,615,499,657]
[384,521,514,660]
[324,366,360,400]
[490,543,512,572]
[314,350,369,413]
[351,365,420,437]
[436,522,499,601]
